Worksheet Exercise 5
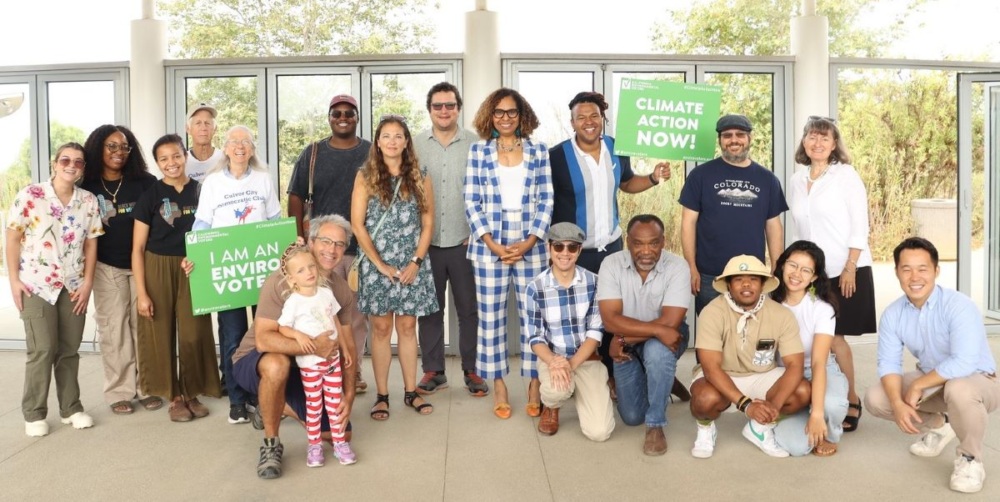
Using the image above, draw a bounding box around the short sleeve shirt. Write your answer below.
[277,287,342,368]
[596,250,691,321]
[232,268,355,364]
[414,128,476,247]
[6,182,104,305]
[81,172,157,269]
[132,179,200,256]
[677,158,788,276]
[695,296,803,377]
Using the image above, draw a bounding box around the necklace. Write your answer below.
[497,138,521,153]
[806,165,830,183]
[101,177,124,204]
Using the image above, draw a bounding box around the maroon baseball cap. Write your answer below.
[329,94,358,110]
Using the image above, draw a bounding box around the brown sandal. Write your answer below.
[110,401,134,415]
[812,439,838,457]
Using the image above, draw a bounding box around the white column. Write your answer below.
[130,0,167,176]
[790,10,829,147]
[464,1,500,129]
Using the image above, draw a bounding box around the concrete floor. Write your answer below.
[2,336,999,501]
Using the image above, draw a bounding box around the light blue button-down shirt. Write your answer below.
[877,285,995,380]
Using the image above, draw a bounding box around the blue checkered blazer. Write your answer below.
[464,138,553,263]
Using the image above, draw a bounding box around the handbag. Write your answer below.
[347,179,401,292]
[301,141,320,236]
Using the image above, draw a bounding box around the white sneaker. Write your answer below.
[742,420,789,458]
[691,422,717,458]
[25,420,49,437]
[910,422,956,457]
[950,456,986,493]
[60,411,94,429]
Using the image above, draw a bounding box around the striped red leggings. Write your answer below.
[299,355,345,445]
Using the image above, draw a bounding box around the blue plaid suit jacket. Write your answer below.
[463,138,553,263]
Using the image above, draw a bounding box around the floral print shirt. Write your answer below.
[6,182,104,305]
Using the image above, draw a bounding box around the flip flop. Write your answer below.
[139,396,164,411]
[812,440,838,457]
[110,401,134,415]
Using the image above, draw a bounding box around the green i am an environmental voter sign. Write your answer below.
[614,79,722,161]
[185,218,298,315]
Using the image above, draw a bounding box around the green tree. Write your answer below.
[642,0,976,259]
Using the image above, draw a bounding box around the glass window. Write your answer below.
[702,72,775,170]
[184,75,260,153]
[369,72,446,138]
[46,81,116,156]
[275,74,353,214]
[0,83,32,274]
[515,72,595,147]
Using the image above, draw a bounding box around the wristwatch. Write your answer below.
[412,256,424,266]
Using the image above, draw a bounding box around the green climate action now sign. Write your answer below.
[185,218,298,315]
[614,79,722,161]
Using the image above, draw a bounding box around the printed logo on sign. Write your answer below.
[622,78,632,90]
[186,233,198,245]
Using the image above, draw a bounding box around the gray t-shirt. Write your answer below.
[288,136,371,254]
[596,250,691,322]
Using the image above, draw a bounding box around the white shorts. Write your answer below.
[692,366,786,412]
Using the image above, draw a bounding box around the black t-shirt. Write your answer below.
[287,137,371,255]
[82,172,157,269]
[133,179,201,257]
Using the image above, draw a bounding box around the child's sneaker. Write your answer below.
[306,444,325,467]
[333,441,357,465]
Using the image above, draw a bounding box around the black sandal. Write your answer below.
[403,390,433,415]
[843,400,862,432]
[370,393,390,421]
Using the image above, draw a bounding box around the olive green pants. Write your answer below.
[21,289,87,422]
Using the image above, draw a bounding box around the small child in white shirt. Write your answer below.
[277,244,356,467]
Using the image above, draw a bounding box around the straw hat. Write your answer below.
[712,255,779,294]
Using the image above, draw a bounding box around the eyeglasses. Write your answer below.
[380,114,406,123]
[492,108,519,119]
[225,139,254,147]
[784,260,815,277]
[105,142,132,154]
[431,102,458,111]
[550,242,581,253]
[312,236,348,249]
[56,156,86,169]
[807,115,837,124]
[329,109,358,119]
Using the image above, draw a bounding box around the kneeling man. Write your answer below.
[690,255,809,458]
[527,222,614,441]
[865,237,999,494]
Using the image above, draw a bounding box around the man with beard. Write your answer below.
[597,215,691,455]
[287,94,372,394]
[679,114,788,314]
[689,255,809,459]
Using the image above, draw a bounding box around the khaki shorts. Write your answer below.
[692,366,785,412]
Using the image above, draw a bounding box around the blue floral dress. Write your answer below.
[357,192,439,316]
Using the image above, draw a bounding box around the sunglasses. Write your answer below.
[431,102,458,111]
[807,115,837,124]
[492,108,519,119]
[329,109,358,119]
[550,242,581,253]
[56,156,86,169]
[105,142,132,154]
[380,113,406,123]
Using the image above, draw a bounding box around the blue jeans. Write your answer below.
[217,306,251,406]
[773,355,850,456]
[695,272,721,316]
[614,322,689,428]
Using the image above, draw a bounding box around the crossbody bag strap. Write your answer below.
[355,178,403,266]
[306,141,320,206]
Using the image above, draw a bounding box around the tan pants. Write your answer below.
[539,359,616,442]
[20,290,87,421]
[137,252,222,400]
[334,254,370,371]
[93,261,146,404]
[865,370,1000,459]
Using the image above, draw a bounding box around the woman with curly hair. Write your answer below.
[7,143,103,436]
[81,125,161,416]
[464,88,553,419]
[350,115,438,421]
[771,240,849,457]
